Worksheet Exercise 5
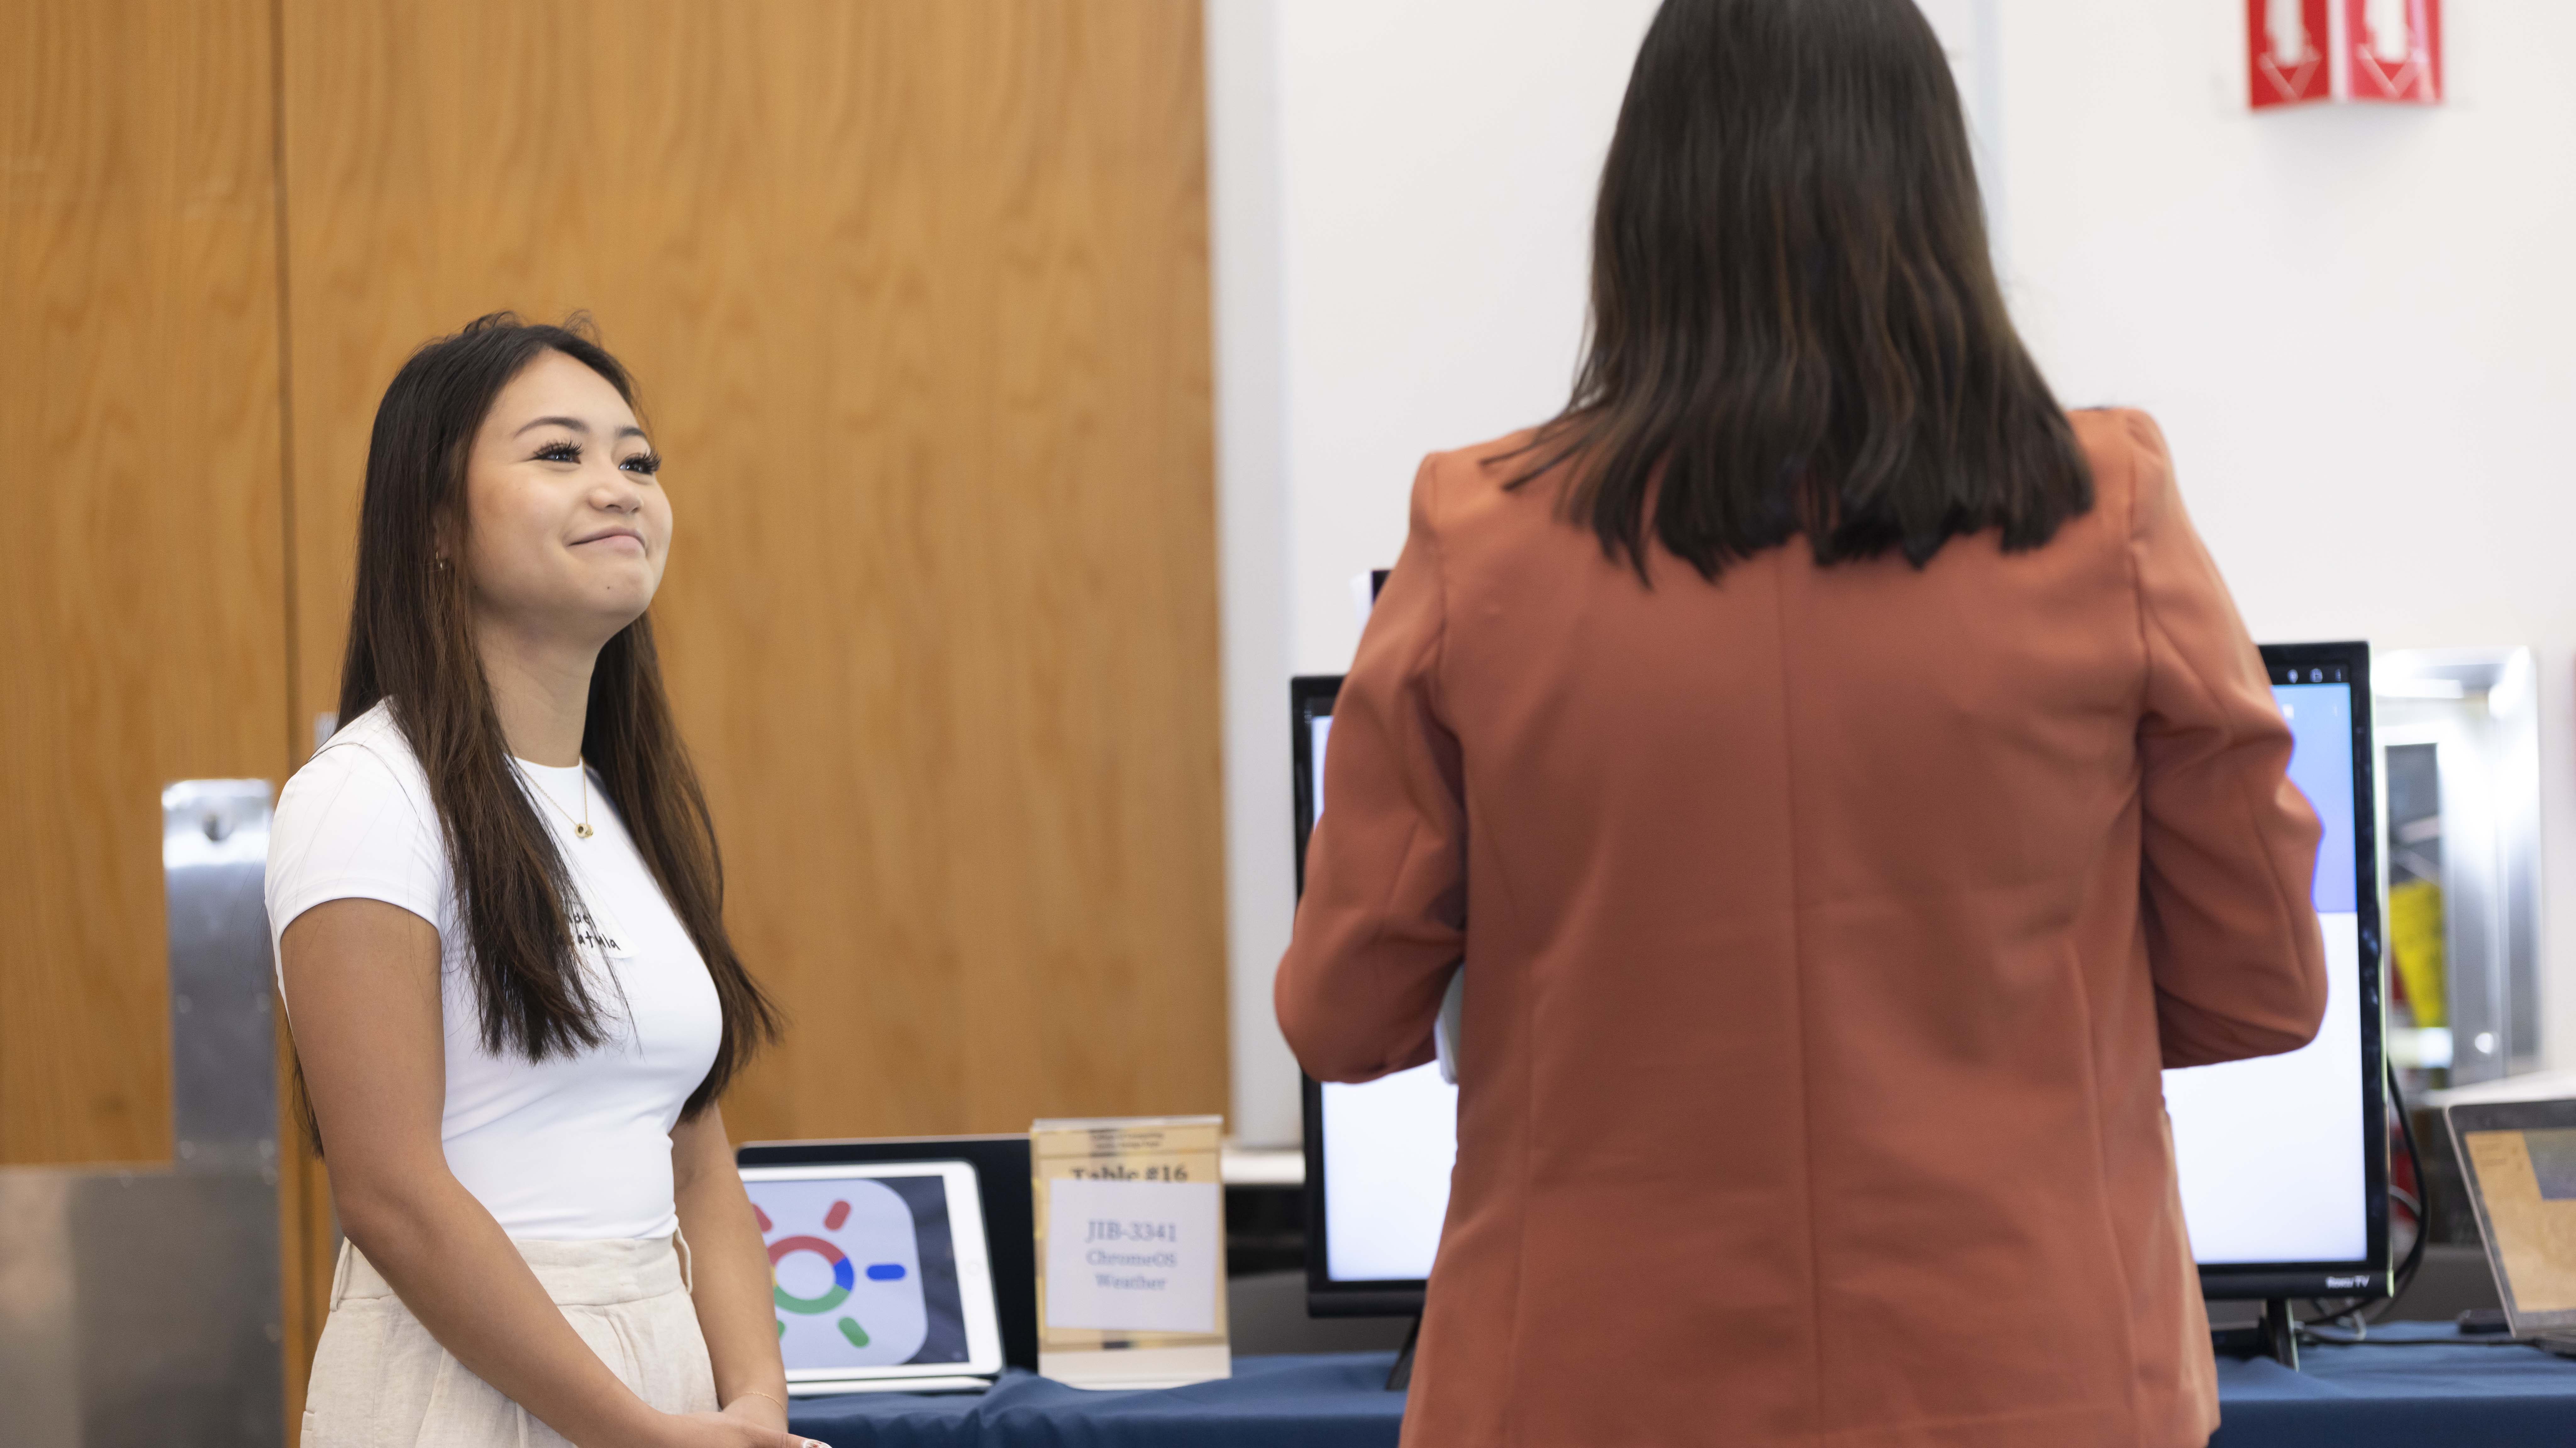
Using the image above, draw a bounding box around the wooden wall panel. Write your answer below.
[277,2,1225,1151]
[0,2,325,1424]
[0,0,290,1164]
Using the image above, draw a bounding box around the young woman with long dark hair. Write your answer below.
[270,315,814,1446]
[1277,3,2325,1445]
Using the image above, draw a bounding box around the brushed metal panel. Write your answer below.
[0,1169,284,1445]
[0,1172,81,1442]
[163,780,281,1169]
[2376,650,2544,1086]
[0,781,282,1445]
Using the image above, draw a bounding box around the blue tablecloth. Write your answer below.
[2208,1323,2576,1445]
[791,1325,2576,1447]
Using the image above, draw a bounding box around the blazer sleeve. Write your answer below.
[1274,456,1467,1084]
[2125,412,2329,1069]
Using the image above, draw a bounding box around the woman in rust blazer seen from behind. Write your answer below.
[1274,3,2328,1446]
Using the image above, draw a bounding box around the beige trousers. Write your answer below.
[301,1234,720,1446]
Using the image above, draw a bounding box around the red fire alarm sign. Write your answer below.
[2345,0,2441,104]
[2248,0,2440,109]
[2251,0,2332,108]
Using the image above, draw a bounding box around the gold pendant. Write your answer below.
[575,823,594,839]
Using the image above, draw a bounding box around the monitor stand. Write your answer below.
[2209,1298,2299,1370]
[1386,1314,1423,1391]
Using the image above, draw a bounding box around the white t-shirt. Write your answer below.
[266,701,723,1240]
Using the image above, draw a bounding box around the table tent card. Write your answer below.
[1030,1115,1230,1389]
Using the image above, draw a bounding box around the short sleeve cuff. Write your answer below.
[269,875,444,946]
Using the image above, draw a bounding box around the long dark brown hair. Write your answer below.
[1515,0,2091,578]
[336,313,776,1121]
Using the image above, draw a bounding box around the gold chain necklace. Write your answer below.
[524,760,595,839]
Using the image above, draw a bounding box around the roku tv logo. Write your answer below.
[756,1178,928,1365]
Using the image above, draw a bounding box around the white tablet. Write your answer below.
[738,1160,1007,1394]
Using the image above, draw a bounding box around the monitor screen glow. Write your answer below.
[2160,680,2370,1266]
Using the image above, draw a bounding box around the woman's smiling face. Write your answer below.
[459,349,671,647]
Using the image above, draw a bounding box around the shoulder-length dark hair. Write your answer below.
[338,312,776,1119]
[1515,0,2090,578]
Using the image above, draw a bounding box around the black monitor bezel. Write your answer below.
[1291,675,1340,902]
[2196,640,2391,1301]
[1294,642,2390,1313]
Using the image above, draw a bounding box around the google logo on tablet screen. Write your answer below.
[755,1181,928,1364]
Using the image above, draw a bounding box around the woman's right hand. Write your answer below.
[652,1411,821,1448]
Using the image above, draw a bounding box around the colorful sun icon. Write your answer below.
[757,1199,909,1347]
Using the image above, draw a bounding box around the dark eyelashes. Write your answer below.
[528,440,663,476]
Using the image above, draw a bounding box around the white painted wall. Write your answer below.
[1209,0,1663,1143]
[1210,0,2576,1142]
[1266,0,1664,681]
[1987,1,2576,1075]
[1206,0,1302,1146]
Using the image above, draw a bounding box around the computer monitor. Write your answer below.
[1294,642,2388,1317]
[2177,642,2390,1299]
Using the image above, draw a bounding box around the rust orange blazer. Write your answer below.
[1276,410,2327,1448]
